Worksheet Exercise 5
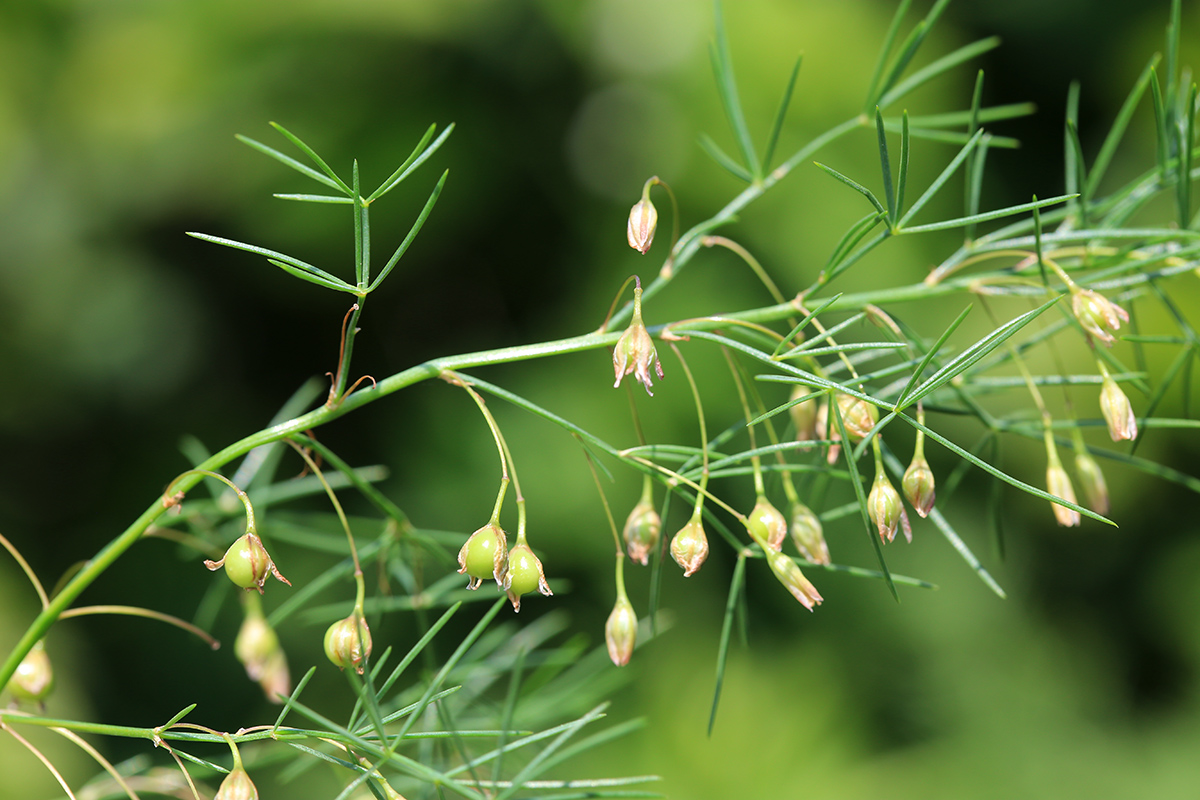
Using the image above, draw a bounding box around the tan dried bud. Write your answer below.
[6,640,53,703]
[1074,451,1110,515]
[902,455,936,518]
[836,393,878,442]
[622,499,661,566]
[867,471,911,544]
[766,551,823,611]
[789,501,829,565]
[1072,289,1128,346]
[789,385,819,446]
[503,543,552,612]
[627,197,658,254]
[670,515,709,577]
[1046,455,1081,527]
[1100,375,1138,441]
[324,612,372,674]
[605,594,638,667]
[457,522,508,590]
[205,533,291,594]
[747,496,788,552]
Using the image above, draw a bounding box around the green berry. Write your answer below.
[324,613,372,674]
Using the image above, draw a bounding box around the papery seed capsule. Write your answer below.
[503,543,552,612]
[622,499,661,566]
[457,522,508,589]
[747,496,788,552]
[6,640,53,703]
[605,594,638,667]
[789,501,829,565]
[324,613,372,674]
[670,516,709,577]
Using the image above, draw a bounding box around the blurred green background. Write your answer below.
[3,0,1200,797]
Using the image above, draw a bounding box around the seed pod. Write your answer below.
[766,551,823,611]
[6,640,53,703]
[205,533,290,594]
[622,499,661,566]
[902,455,936,518]
[789,501,829,565]
[867,471,911,544]
[605,594,638,667]
[669,516,709,577]
[457,522,508,590]
[747,496,788,552]
[324,612,372,674]
[503,543,552,612]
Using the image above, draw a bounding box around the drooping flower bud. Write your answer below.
[1046,452,1081,527]
[236,602,290,702]
[747,495,788,552]
[867,471,911,544]
[622,499,661,566]
[324,612,372,674]
[766,551,823,611]
[1072,288,1128,346]
[605,594,638,667]
[457,522,508,590]
[1074,451,1110,515]
[627,196,658,255]
[789,501,829,565]
[215,741,258,800]
[1100,375,1138,441]
[503,543,552,612]
[836,393,878,442]
[789,386,819,446]
[670,515,709,577]
[6,640,53,703]
[612,278,663,396]
[205,533,291,594]
[902,454,936,518]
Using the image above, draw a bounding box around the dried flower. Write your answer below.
[747,495,788,552]
[205,533,291,594]
[670,515,709,576]
[503,543,552,612]
[627,196,658,255]
[1074,451,1110,515]
[766,551,823,611]
[324,612,372,674]
[612,278,663,396]
[1100,375,1138,441]
[605,594,638,667]
[867,471,911,544]
[789,501,829,565]
[902,454,936,518]
[457,522,508,590]
[622,497,661,566]
[1072,288,1128,346]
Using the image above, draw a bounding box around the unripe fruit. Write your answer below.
[766,551,823,611]
[7,640,53,703]
[503,544,552,612]
[205,533,290,594]
[747,496,787,551]
[324,613,372,674]
[215,765,258,800]
[670,516,708,577]
[902,455,936,518]
[622,499,661,566]
[457,523,508,590]
[789,501,830,565]
[605,595,638,667]
[867,471,911,543]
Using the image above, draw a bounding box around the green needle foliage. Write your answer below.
[4,0,1200,797]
